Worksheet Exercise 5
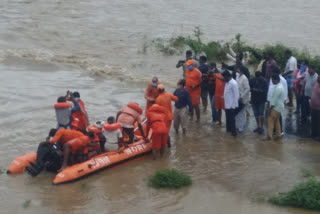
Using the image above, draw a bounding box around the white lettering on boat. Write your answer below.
[91,156,110,169]
[137,145,143,151]
[131,146,138,153]
[125,148,132,155]
[124,144,147,155]
[57,173,64,178]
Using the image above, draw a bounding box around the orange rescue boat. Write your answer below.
[7,139,152,184]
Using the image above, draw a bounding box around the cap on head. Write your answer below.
[186,59,194,66]
[57,96,66,103]
[95,120,104,129]
[222,70,232,78]
[157,84,165,90]
[72,92,80,98]
[152,77,158,83]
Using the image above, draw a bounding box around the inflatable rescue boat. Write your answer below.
[7,139,152,184]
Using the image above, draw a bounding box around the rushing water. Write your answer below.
[1,0,320,213]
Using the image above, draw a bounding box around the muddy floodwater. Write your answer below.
[1,0,320,213]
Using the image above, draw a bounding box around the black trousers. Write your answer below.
[312,109,320,138]
[225,108,236,136]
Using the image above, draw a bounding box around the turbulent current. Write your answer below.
[1,0,320,213]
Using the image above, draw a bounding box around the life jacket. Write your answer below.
[147,105,168,134]
[103,123,122,132]
[87,124,103,151]
[117,103,143,127]
[127,102,143,115]
[54,102,72,128]
[72,99,88,131]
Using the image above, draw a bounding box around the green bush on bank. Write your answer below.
[154,27,320,71]
[269,178,320,211]
[148,169,192,189]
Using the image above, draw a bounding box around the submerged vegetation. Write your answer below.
[269,177,320,211]
[153,26,320,71]
[23,199,31,208]
[148,169,192,189]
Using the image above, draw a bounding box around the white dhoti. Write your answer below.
[235,104,247,132]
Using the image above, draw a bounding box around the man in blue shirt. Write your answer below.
[173,79,193,134]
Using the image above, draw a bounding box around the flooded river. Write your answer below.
[1,0,320,213]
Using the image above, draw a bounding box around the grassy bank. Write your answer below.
[148,169,192,189]
[269,177,320,211]
[154,26,320,71]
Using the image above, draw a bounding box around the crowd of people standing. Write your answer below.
[152,49,320,141]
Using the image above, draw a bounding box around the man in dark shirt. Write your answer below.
[198,56,209,112]
[173,79,193,134]
[222,53,250,80]
[249,71,268,134]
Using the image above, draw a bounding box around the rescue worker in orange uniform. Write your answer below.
[66,91,89,132]
[116,102,148,144]
[49,128,84,145]
[155,84,178,147]
[146,104,169,159]
[144,77,159,114]
[185,59,202,121]
[59,132,96,171]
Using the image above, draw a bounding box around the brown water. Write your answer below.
[2,0,320,213]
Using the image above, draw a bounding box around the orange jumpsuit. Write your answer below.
[66,136,91,154]
[145,83,159,114]
[155,91,178,131]
[50,129,84,144]
[72,99,88,131]
[185,68,202,106]
[147,105,169,150]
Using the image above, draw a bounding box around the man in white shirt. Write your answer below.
[235,67,250,132]
[222,70,240,136]
[267,67,287,134]
[283,50,297,107]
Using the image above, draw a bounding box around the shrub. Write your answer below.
[153,26,320,72]
[148,169,192,189]
[269,178,320,211]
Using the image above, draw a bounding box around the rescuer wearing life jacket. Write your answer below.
[87,121,106,154]
[146,104,169,159]
[49,128,85,145]
[54,94,81,129]
[155,84,178,147]
[103,116,124,152]
[69,91,89,132]
[59,132,96,171]
[144,77,160,114]
[116,102,148,144]
[185,59,202,122]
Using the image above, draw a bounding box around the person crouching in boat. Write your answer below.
[103,116,125,152]
[48,128,84,145]
[68,91,89,132]
[146,104,169,159]
[54,93,81,130]
[87,121,106,154]
[116,102,148,144]
[59,132,96,171]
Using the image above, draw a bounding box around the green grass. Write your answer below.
[153,26,320,72]
[149,169,192,189]
[269,177,320,211]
